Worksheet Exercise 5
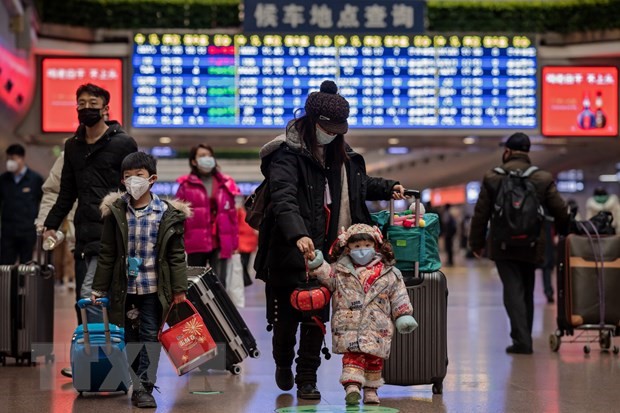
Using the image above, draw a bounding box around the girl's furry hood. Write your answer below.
[99,192,192,218]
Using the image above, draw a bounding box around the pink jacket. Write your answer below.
[176,171,240,258]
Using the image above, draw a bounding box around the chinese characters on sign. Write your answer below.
[132,33,537,130]
[542,66,618,137]
[246,1,424,33]
[42,58,124,133]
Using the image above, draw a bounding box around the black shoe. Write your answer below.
[506,345,533,355]
[60,367,72,378]
[275,367,294,391]
[297,383,321,400]
[546,294,555,304]
[132,383,158,408]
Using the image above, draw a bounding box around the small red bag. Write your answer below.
[158,300,217,376]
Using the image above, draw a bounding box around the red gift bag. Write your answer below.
[158,299,217,376]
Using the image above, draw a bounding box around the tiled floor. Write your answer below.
[1,257,619,413]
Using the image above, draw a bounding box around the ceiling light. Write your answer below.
[388,138,400,145]
[237,137,248,145]
[463,137,476,145]
[599,174,618,183]
[159,136,172,144]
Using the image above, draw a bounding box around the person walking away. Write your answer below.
[176,145,239,286]
[43,83,137,377]
[254,80,405,399]
[469,132,568,355]
[308,224,417,405]
[237,199,258,286]
[91,152,189,408]
[0,144,43,264]
[442,203,457,266]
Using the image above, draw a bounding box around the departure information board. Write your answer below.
[132,33,537,129]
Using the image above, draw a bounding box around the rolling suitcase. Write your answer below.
[556,232,620,328]
[382,190,449,394]
[0,236,55,366]
[186,266,260,375]
[71,298,130,395]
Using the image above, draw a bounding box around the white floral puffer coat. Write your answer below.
[312,255,413,359]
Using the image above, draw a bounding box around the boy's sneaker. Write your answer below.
[132,382,157,408]
[344,384,361,405]
[363,387,380,404]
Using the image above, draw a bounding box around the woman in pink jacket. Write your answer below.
[176,144,240,286]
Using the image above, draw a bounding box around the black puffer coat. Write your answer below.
[44,122,137,257]
[255,128,398,287]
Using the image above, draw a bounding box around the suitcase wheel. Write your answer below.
[432,382,443,395]
[583,345,591,354]
[79,392,83,397]
[250,349,260,358]
[613,346,620,355]
[549,334,561,352]
[45,354,55,364]
[230,365,242,375]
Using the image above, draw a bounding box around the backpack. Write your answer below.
[491,166,544,249]
[244,179,270,230]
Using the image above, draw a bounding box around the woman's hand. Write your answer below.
[296,236,315,260]
[173,292,187,305]
[391,184,406,200]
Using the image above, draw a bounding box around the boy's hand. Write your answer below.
[90,294,98,304]
[173,292,187,305]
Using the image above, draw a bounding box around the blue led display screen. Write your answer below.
[132,33,537,129]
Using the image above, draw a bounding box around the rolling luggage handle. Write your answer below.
[77,298,112,356]
[33,230,54,278]
[389,189,422,277]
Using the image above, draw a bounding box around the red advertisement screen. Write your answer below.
[430,185,466,207]
[42,58,123,133]
[542,66,618,137]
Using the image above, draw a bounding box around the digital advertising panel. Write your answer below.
[42,57,124,133]
[132,33,537,130]
[542,66,618,137]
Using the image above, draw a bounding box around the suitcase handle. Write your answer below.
[77,298,111,355]
[389,189,423,277]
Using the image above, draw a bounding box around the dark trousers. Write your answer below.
[188,250,229,288]
[496,260,536,350]
[445,236,455,266]
[542,267,554,298]
[0,230,36,264]
[240,252,253,286]
[125,293,162,385]
[267,283,326,386]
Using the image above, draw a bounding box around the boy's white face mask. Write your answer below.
[125,176,153,200]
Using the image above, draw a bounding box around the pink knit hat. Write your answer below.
[337,223,383,247]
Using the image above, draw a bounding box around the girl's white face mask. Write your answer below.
[124,176,153,200]
[349,248,375,266]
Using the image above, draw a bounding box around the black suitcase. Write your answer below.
[382,190,449,394]
[186,266,260,375]
[0,247,55,366]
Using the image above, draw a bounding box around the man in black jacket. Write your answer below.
[0,144,43,264]
[43,84,137,333]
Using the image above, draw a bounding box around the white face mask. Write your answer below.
[6,160,18,173]
[316,127,337,145]
[349,248,375,266]
[124,176,153,200]
[197,156,216,172]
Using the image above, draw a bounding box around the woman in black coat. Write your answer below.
[255,80,405,399]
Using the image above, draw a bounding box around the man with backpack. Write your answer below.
[469,132,568,355]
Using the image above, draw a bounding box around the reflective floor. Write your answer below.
[1,255,619,413]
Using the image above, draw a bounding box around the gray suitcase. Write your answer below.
[0,238,55,366]
[382,190,449,394]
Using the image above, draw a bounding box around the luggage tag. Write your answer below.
[127,256,143,278]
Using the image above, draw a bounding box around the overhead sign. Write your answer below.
[132,33,537,130]
[541,66,618,137]
[244,0,425,34]
[42,57,124,133]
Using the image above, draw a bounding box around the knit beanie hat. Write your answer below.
[304,80,350,135]
[336,223,383,247]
